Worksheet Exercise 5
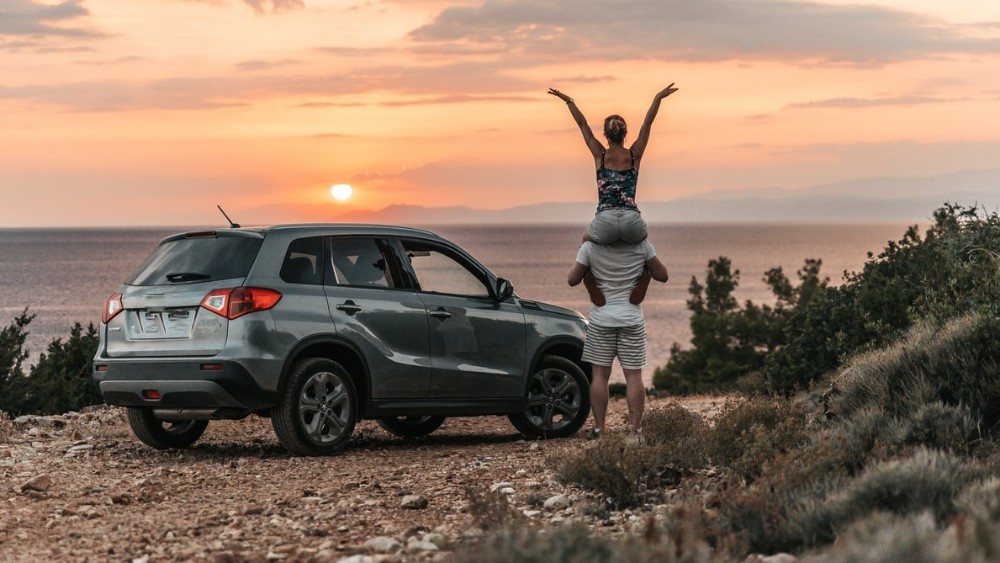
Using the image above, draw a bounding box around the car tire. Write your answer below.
[377,416,446,438]
[126,407,209,449]
[508,355,590,439]
[272,357,358,456]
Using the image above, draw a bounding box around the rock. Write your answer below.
[21,474,52,492]
[760,555,798,563]
[422,532,447,548]
[405,538,439,553]
[337,556,375,563]
[364,536,401,553]
[489,482,514,493]
[400,495,428,510]
[543,494,569,511]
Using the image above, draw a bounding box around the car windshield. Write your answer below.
[127,233,263,286]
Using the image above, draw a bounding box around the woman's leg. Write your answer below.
[619,210,648,244]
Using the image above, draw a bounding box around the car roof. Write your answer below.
[209,224,444,240]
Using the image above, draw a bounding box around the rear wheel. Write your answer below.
[126,407,208,449]
[377,416,446,438]
[509,355,590,439]
[272,357,358,456]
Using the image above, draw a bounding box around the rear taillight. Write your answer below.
[200,287,281,320]
[103,293,124,323]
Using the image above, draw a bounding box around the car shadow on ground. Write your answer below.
[109,429,538,461]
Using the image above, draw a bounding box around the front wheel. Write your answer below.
[272,357,359,456]
[508,355,590,439]
[126,407,208,449]
[377,416,446,438]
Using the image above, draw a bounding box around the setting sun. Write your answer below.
[330,184,353,202]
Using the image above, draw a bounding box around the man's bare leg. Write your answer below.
[590,364,612,434]
[623,368,645,432]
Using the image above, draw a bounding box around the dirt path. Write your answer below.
[0,395,726,562]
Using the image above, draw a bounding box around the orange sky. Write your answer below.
[2,0,1000,226]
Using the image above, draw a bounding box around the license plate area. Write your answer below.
[132,308,196,339]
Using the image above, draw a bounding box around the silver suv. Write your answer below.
[92,225,590,455]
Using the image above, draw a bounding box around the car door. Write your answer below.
[395,237,527,398]
[324,236,431,399]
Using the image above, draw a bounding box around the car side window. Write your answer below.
[279,236,324,285]
[401,239,490,297]
[327,237,400,288]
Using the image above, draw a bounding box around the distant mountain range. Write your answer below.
[251,169,1000,225]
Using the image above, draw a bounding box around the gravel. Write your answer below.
[0,396,723,562]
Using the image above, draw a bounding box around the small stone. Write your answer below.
[405,539,439,553]
[400,495,428,510]
[760,555,798,563]
[417,533,443,549]
[522,510,541,518]
[337,555,374,563]
[489,482,514,493]
[364,536,401,553]
[22,474,52,492]
[529,443,539,451]
[543,494,569,511]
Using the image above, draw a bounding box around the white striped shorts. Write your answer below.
[581,322,647,370]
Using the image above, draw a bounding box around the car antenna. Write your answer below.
[217,205,240,228]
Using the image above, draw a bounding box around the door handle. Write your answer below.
[429,308,452,320]
[336,301,362,315]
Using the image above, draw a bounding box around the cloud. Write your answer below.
[408,0,1000,65]
[184,0,305,15]
[0,58,537,111]
[784,96,978,110]
[0,0,101,38]
[242,0,305,15]
[235,58,302,71]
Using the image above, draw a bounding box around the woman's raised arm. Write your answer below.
[548,88,604,160]
[630,83,678,164]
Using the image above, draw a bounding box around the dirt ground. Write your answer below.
[0,395,726,562]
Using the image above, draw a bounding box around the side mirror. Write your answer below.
[495,278,514,302]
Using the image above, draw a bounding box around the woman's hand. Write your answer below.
[548,88,573,103]
[655,83,679,100]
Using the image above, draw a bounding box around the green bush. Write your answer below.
[0,312,101,417]
[653,258,827,394]
[764,204,1000,394]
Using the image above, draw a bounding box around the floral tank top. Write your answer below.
[596,149,638,212]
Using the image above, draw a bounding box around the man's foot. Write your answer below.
[587,428,602,441]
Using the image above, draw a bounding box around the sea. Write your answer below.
[0,223,911,385]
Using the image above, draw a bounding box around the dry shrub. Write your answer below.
[706,396,809,481]
[450,521,716,563]
[806,511,957,563]
[826,313,1000,433]
[642,403,710,470]
[465,486,523,531]
[0,410,11,443]
[790,448,981,547]
[554,435,673,507]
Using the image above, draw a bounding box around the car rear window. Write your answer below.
[126,232,264,286]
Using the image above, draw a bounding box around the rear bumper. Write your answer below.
[92,358,277,410]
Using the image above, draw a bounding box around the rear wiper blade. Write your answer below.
[165,272,211,283]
